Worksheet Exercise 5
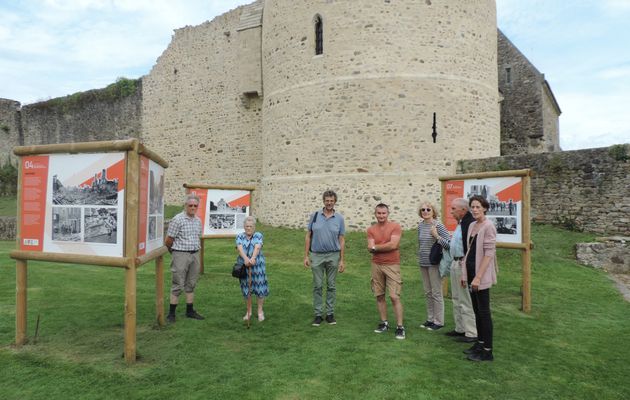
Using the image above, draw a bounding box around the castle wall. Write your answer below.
[458,145,630,235]
[0,99,22,164]
[20,83,142,147]
[142,6,263,205]
[260,0,500,229]
[542,83,561,151]
[498,30,560,155]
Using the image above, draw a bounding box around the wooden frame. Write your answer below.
[10,139,168,363]
[182,184,255,273]
[439,169,533,313]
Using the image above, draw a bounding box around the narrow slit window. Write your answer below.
[506,67,512,84]
[315,15,323,55]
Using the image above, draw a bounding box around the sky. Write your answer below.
[1,0,628,150]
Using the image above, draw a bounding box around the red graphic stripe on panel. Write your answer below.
[227,193,251,208]
[443,180,464,232]
[137,156,149,256]
[80,159,126,191]
[20,155,49,251]
[495,181,522,203]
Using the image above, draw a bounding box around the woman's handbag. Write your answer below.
[232,240,253,279]
[429,240,443,265]
[231,257,247,279]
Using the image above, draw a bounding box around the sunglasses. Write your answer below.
[421,208,432,212]
[186,204,199,207]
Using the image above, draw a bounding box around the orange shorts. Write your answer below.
[371,263,402,297]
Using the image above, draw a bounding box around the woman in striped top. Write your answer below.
[417,201,450,330]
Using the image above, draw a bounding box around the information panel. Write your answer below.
[186,187,251,237]
[442,176,523,244]
[20,152,126,257]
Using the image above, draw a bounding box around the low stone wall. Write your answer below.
[0,216,16,241]
[576,237,629,274]
[458,145,630,235]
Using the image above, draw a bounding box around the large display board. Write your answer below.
[442,175,523,244]
[20,152,126,257]
[185,185,253,238]
[138,156,165,256]
[11,139,169,364]
[440,169,533,313]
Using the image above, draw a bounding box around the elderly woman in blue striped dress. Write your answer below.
[236,216,269,321]
[417,201,451,331]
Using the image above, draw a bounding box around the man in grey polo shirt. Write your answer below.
[165,193,204,323]
[304,190,346,326]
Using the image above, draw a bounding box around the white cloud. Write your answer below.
[598,65,630,80]
[0,0,252,103]
[603,0,630,11]
[559,91,630,149]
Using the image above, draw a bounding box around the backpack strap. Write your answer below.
[308,211,319,253]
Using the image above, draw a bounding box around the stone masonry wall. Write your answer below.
[20,82,142,147]
[258,0,500,230]
[576,238,630,274]
[0,216,16,240]
[498,30,560,155]
[142,6,263,206]
[0,99,23,164]
[458,145,630,235]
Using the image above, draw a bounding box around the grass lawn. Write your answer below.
[0,196,16,216]
[1,224,629,399]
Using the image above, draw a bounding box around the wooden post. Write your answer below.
[156,255,165,326]
[124,263,137,363]
[15,156,27,347]
[124,146,140,363]
[521,173,532,313]
[199,238,205,274]
[16,259,27,347]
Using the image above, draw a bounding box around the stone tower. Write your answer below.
[259,0,500,228]
[143,0,500,229]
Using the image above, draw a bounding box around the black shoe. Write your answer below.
[395,326,406,340]
[467,349,494,362]
[420,320,434,329]
[428,324,444,331]
[445,330,466,337]
[374,321,389,333]
[326,314,337,325]
[455,335,478,343]
[312,316,323,327]
[186,310,205,320]
[166,314,176,323]
[463,342,484,355]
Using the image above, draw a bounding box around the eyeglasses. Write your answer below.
[186,204,198,208]
[421,208,432,212]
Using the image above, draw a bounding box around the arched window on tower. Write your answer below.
[314,15,323,55]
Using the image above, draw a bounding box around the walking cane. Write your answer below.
[246,265,252,329]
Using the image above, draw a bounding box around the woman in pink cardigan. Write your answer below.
[461,195,497,361]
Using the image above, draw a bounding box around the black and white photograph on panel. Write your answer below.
[208,213,235,230]
[149,169,164,214]
[51,207,82,242]
[84,207,117,244]
[493,217,518,235]
[235,213,247,230]
[148,216,157,241]
[52,168,119,206]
